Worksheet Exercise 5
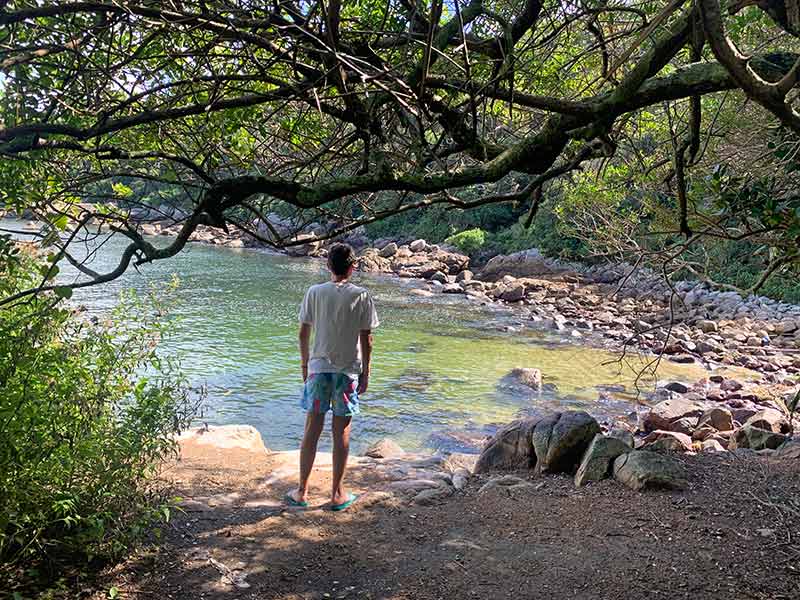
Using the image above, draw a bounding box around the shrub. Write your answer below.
[0,239,197,584]
[444,228,487,255]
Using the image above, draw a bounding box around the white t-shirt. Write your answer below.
[299,281,380,375]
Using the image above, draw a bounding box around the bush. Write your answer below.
[444,228,487,255]
[0,239,196,584]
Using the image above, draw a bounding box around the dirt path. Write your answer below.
[98,436,799,600]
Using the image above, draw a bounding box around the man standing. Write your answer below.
[286,243,379,511]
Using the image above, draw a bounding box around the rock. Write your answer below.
[429,270,448,284]
[441,283,463,294]
[501,283,526,302]
[695,339,724,354]
[478,248,567,282]
[508,367,542,390]
[474,418,539,473]
[697,319,719,333]
[720,379,743,392]
[365,438,405,459]
[388,479,443,493]
[410,239,428,253]
[643,398,708,432]
[451,468,470,491]
[729,425,788,450]
[178,425,268,454]
[379,242,398,258]
[228,238,245,248]
[613,450,688,491]
[697,407,734,432]
[532,411,601,474]
[607,427,635,448]
[455,270,473,283]
[574,434,631,487]
[664,382,690,394]
[701,439,726,453]
[641,430,693,452]
[743,409,791,434]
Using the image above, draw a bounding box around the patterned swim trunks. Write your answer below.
[301,372,360,417]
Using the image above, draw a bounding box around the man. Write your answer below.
[285,243,378,511]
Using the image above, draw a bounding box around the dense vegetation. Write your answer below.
[2,0,800,305]
[0,237,195,591]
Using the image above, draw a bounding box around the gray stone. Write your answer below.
[451,468,470,491]
[429,270,448,283]
[441,283,463,294]
[474,418,539,473]
[613,450,688,491]
[607,427,635,448]
[409,239,428,253]
[697,320,719,333]
[743,409,791,434]
[532,411,601,474]
[574,434,631,487]
[720,378,743,392]
[379,242,398,258]
[729,425,788,450]
[775,439,800,460]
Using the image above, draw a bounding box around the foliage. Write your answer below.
[0,244,196,583]
[444,228,487,255]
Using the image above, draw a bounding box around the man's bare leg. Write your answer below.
[331,415,352,505]
[289,411,325,503]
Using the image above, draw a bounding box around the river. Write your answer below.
[4,218,715,453]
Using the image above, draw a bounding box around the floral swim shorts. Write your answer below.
[301,373,360,417]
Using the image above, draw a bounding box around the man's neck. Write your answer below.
[331,275,349,284]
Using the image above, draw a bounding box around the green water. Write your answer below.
[4,219,717,453]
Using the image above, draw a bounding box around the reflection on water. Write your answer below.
[4,219,717,453]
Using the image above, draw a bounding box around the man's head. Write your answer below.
[327,243,357,278]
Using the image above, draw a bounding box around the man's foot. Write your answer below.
[330,492,358,512]
[285,489,308,507]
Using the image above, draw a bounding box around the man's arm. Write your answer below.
[358,329,373,394]
[299,322,312,382]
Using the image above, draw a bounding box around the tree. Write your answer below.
[1,0,799,303]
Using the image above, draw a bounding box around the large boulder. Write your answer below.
[643,398,708,432]
[474,418,539,473]
[775,439,800,460]
[478,248,568,282]
[613,450,688,491]
[729,425,788,450]
[574,434,631,487]
[379,242,398,258]
[532,411,601,474]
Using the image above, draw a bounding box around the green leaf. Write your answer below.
[54,286,73,299]
[108,586,120,599]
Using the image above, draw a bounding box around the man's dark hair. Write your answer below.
[327,243,357,276]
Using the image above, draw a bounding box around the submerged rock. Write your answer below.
[508,367,543,390]
[613,450,688,491]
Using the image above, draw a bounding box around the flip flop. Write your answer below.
[330,492,358,512]
[284,492,308,508]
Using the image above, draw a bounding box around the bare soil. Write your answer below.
[95,440,800,600]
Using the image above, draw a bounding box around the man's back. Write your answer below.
[299,281,379,375]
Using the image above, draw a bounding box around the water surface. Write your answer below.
[4,219,717,452]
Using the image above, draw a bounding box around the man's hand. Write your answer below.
[357,372,369,395]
